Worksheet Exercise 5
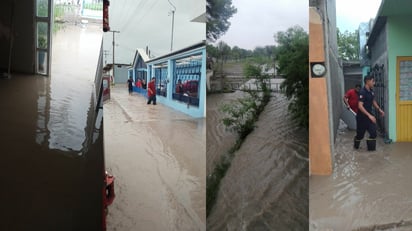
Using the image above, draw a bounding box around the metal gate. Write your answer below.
[370,63,387,138]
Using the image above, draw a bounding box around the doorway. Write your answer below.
[35,0,52,75]
[396,56,412,141]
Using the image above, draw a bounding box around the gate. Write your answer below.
[370,63,387,138]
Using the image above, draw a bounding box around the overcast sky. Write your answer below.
[336,0,382,32]
[103,0,205,64]
[215,0,308,50]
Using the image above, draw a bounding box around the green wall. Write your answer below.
[387,15,412,141]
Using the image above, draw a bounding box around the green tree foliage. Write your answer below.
[275,26,309,129]
[337,28,360,61]
[207,0,237,41]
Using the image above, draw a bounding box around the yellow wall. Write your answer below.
[309,7,332,175]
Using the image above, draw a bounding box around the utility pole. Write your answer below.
[168,0,176,52]
[109,30,120,82]
[103,50,110,64]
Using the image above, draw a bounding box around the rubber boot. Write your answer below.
[354,137,361,149]
[366,139,376,151]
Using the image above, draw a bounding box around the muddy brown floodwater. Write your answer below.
[206,91,245,175]
[104,87,205,231]
[0,24,104,230]
[310,121,412,231]
[207,92,309,230]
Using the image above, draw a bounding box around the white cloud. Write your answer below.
[103,0,205,64]
[336,0,382,32]
[216,0,308,50]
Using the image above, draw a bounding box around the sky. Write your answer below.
[336,0,382,32]
[103,0,205,64]
[215,0,308,50]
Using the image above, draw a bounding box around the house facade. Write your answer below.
[362,0,412,142]
[130,42,206,118]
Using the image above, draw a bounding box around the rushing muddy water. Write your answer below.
[310,121,412,230]
[206,91,245,175]
[104,87,205,231]
[207,92,309,230]
[0,24,104,230]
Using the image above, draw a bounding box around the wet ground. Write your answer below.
[310,122,412,230]
[207,93,309,230]
[0,24,104,230]
[104,87,205,231]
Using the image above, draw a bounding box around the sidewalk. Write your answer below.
[104,87,205,231]
[310,122,412,230]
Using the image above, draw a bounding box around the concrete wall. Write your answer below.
[309,0,345,175]
[324,0,344,144]
[113,65,129,84]
[309,5,332,175]
[0,0,36,73]
[342,62,362,92]
[368,22,389,139]
[359,22,370,67]
[386,15,412,141]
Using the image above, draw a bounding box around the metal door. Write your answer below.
[396,57,412,141]
[370,63,387,138]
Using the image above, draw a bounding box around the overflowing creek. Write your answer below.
[207,92,309,230]
[0,24,104,230]
[310,121,412,230]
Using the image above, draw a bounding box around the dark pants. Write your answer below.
[128,86,133,93]
[354,115,377,150]
[147,95,156,105]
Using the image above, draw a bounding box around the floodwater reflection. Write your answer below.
[0,24,104,230]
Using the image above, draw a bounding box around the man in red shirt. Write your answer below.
[147,77,156,105]
[343,84,361,113]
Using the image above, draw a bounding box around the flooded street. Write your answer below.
[104,87,205,231]
[207,93,309,230]
[0,24,104,230]
[310,123,412,230]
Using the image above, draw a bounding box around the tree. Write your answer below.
[207,0,237,41]
[275,26,309,128]
[337,28,360,61]
[231,46,241,61]
[217,41,231,67]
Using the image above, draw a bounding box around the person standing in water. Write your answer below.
[147,77,156,105]
[127,77,133,95]
[354,75,385,151]
[344,84,361,114]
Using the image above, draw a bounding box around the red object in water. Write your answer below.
[105,173,115,206]
[102,171,115,230]
[103,0,110,32]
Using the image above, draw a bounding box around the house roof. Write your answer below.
[131,48,150,68]
[377,0,412,16]
[136,48,150,62]
[191,12,206,23]
[367,0,412,46]
[146,41,206,63]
